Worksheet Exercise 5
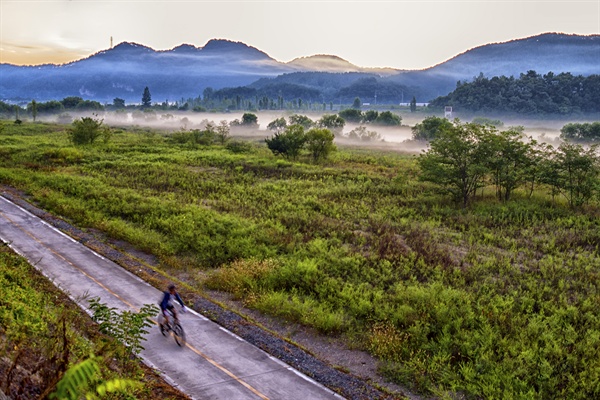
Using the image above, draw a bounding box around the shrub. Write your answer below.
[305,128,336,162]
[265,124,306,160]
[67,116,110,145]
[226,140,253,153]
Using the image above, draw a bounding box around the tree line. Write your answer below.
[417,118,600,208]
[430,71,600,115]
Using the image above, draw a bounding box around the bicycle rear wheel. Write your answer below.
[172,322,186,347]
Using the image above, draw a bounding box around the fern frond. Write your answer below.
[50,356,101,400]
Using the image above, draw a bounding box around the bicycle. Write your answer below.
[158,307,186,346]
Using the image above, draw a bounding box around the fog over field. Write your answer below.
[41,109,574,153]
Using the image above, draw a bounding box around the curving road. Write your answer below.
[0,195,344,400]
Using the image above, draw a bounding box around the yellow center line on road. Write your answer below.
[0,208,270,400]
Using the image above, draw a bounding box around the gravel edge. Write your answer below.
[0,187,400,400]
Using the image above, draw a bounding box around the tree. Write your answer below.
[472,117,504,127]
[61,96,83,109]
[352,97,362,109]
[289,114,314,129]
[546,142,600,208]
[142,86,152,108]
[36,100,64,114]
[363,110,379,123]
[265,124,306,160]
[203,87,214,101]
[560,122,600,143]
[410,96,417,112]
[373,111,401,126]
[241,112,258,126]
[317,114,345,135]
[305,128,336,162]
[411,116,453,141]
[267,117,287,133]
[113,98,125,109]
[216,120,230,144]
[418,120,491,207]
[482,127,534,201]
[29,100,38,122]
[347,126,382,142]
[338,109,363,123]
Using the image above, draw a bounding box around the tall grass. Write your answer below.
[2,120,600,397]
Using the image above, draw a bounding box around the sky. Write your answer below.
[1,0,599,70]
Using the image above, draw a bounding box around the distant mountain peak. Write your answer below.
[169,43,199,53]
[111,41,153,51]
[295,54,350,62]
[287,54,399,75]
[288,54,359,72]
[200,39,272,60]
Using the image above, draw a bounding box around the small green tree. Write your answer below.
[14,105,21,124]
[482,127,534,201]
[352,97,362,109]
[338,109,363,123]
[411,116,453,141]
[289,114,314,129]
[141,87,152,108]
[418,120,491,207]
[68,117,110,146]
[215,120,230,144]
[112,98,125,109]
[305,128,336,162]
[410,96,417,112]
[61,96,83,109]
[373,111,401,126]
[363,110,379,123]
[317,114,345,135]
[241,112,258,126]
[347,126,382,142]
[267,117,287,133]
[265,124,306,160]
[30,99,38,122]
[88,298,158,356]
[547,142,600,208]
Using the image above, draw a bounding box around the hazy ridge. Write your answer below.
[0,33,598,104]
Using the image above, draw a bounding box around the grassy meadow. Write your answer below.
[1,120,600,398]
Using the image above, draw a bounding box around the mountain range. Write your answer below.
[1,33,598,104]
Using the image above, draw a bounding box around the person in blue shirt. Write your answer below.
[160,284,186,328]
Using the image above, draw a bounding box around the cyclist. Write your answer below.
[160,284,186,329]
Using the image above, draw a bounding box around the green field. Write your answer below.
[1,120,600,398]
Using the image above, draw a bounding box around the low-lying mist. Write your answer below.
[38,110,570,153]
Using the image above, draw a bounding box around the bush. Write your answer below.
[305,128,336,162]
[67,116,110,145]
[374,111,402,126]
[265,124,306,160]
[226,140,253,154]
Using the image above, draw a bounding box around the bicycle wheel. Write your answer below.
[172,322,186,347]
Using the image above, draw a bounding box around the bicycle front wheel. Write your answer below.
[172,322,186,347]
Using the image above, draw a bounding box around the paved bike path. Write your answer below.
[0,195,343,400]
